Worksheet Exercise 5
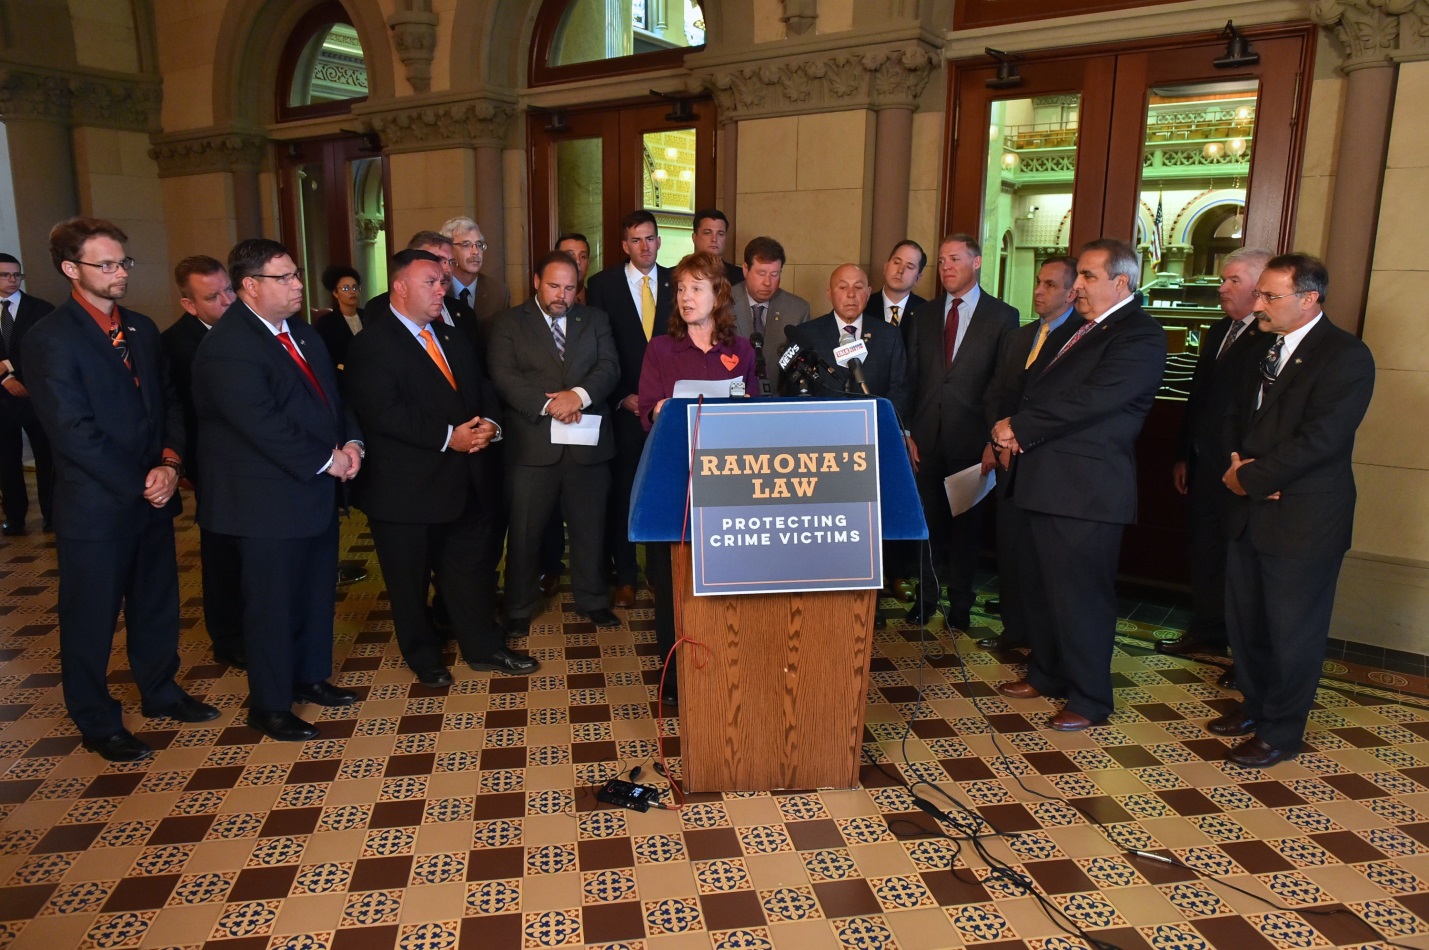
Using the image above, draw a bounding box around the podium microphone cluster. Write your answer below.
[779,341,835,396]
[834,337,872,396]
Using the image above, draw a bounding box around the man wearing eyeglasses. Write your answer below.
[191,238,364,743]
[25,217,219,762]
[1214,253,1375,768]
[0,252,55,536]
[442,217,508,346]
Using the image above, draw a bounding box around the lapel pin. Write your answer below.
[1294,357,1303,364]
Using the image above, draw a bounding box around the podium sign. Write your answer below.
[687,399,881,595]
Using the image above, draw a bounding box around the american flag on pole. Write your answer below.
[1150,193,1165,272]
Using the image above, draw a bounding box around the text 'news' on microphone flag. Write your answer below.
[686,400,882,596]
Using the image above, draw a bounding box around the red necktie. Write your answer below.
[943,297,963,368]
[277,330,326,401]
[1047,318,1097,369]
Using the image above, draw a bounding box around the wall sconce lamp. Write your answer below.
[1214,21,1260,69]
[650,90,696,122]
[530,107,568,133]
[985,48,1023,90]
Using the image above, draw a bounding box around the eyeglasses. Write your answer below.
[1250,289,1308,302]
[73,258,135,274]
[452,240,487,252]
[0,272,21,281]
[335,284,360,293]
[253,270,303,285]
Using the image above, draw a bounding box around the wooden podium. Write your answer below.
[629,397,926,793]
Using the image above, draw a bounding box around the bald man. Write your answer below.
[782,263,910,416]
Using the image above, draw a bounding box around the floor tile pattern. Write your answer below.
[0,507,1427,949]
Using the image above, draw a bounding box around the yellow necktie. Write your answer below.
[1025,321,1050,369]
[420,326,457,389]
[889,304,900,327]
[640,275,656,339]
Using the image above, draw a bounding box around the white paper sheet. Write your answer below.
[944,463,996,517]
[550,413,602,446]
[672,377,740,399]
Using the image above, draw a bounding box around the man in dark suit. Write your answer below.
[27,217,218,762]
[732,236,811,394]
[865,240,928,343]
[905,233,1019,629]
[443,217,510,345]
[557,232,592,306]
[368,232,479,348]
[489,251,621,636]
[0,252,55,535]
[692,209,744,287]
[977,255,1079,654]
[1214,253,1375,767]
[192,238,364,743]
[1160,247,1271,666]
[785,263,910,416]
[161,255,245,668]
[346,249,537,686]
[992,238,1166,731]
[586,209,674,608]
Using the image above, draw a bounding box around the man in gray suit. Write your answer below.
[906,233,1019,629]
[732,236,810,394]
[488,250,621,637]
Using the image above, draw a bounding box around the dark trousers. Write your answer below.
[1185,459,1231,645]
[647,541,677,681]
[199,526,245,660]
[914,448,986,626]
[505,456,610,620]
[606,410,645,586]
[57,518,183,739]
[539,506,566,577]
[1023,509,1124,722]
[370,503,502,672]
[0,397,52,525]
[993,490,1031,645]
[1225,537,1343,750]
[238,516,338,713]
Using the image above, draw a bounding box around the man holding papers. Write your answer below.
[488,250,621,636]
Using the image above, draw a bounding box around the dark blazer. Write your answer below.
[984,310,1081,428]
[191,300,360,539]
[1221,317,1375,558]
[161,312,212,478]
[4,291,55,386]
[724,260,745,287]
[784,312,911,418]
[585,263,674,410]
[906,289,1019,465]
[345,311,502,524]
[26,297,183,539]
[313,307,364,371]
[864,289,927,345]
[1177,315,1264,468]
[487,298,620,467]
[1009,300,1167,524]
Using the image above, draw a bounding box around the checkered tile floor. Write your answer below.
[1,503,1428,950]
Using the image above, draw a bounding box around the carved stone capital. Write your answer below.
[0,66,160,131]
[148,129,268,178]
[388,1,439,95]
[700,44,938,121]
[1310,0,1429,70]
[0,68,72,123]
[363,97,516,152]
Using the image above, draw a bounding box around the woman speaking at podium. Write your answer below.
[637,252,759,707]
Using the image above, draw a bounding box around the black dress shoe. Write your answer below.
[246,710,319,742]
[983,598,1002,614]
[1156,633,1228,656]
[977,633,1027,651]
[144,694,220,723]
[1228,736,1299,768]
[1217,666,1238,690]
[82,729,153,762]
[42,519,53,532]
[1,521,25,537]
[294,681,358,706]
[905,603,938,625]
[212,649,247,669]
[1208,710,1257,737]
[660,690,679,709]
[582,608,620,628]
[467,647,539,674]
[415,667,453,688]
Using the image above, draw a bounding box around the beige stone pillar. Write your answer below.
[868,106,913,275]
[0,71,78,303]
[720,118,738,250]
[475,144,505,279]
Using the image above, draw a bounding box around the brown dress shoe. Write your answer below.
[1227,736,1299,767]
[1207,710,1257,737]
[613,584,635,608]
[539,573,559,596]
[1048,710,1103,731]
[997,679,1041,699]
[1217,665,1238,690]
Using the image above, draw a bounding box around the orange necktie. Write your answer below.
[420,326,457,389]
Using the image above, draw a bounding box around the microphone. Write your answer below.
[750,331,766,378]
[834,338,872,395]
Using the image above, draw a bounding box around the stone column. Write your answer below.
[868,105,913,272]
[0,71,77,304]
[474,143,505,278]
[720,118,738,249]
[149,129,268,265]
[1311,0,1402,333]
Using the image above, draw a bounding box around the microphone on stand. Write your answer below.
[834,337,872,395]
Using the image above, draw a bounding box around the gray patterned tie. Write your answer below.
[551,315,565,360]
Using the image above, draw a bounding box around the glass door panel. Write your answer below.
[556,136,607,272]
[641,127,697,266]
